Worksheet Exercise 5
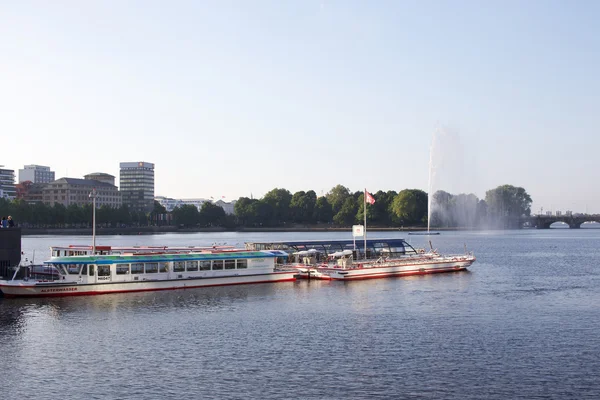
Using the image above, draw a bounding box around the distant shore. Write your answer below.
[19,225,451,236]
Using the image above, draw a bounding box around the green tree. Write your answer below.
[314,196,333,224]
[171,205,200,227]
[199,202,226,227]
[96,205,113,227]
[391,189,428,226]
[234,197,259,226]
[485,185,532,218]
[262,188,292,225]
[289,190,317,224]
[333,197,358,226]
[326,185,351,215]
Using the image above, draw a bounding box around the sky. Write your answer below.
[1,1,599,213]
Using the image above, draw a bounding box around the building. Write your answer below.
[20,182,46,203]
[215,199,237,215]
[155,196,210,212]
[84,173,116,186]
[155,196,237,214]
[120,162,155,213]
[43,178,121,208]
[18,164,55,184]
[0,166,16,199]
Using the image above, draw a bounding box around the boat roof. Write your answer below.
[44,250,289,265]
[246,238,415,255]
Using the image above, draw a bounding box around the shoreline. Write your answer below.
[18,226,457,236]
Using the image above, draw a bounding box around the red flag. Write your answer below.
[365,190,376,205]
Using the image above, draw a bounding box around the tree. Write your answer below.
[333,197,358,226]
[314,196,333,224]
[262,188,292,225]
[172,204,200,227]
[485,185,532,219]
[326,185,351,215]
[391,189,428,226]
[289,190,317,224]
[430,190,454,227]
[234,197,258,226]
[199,202,226,227]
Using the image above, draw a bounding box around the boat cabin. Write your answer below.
[246,238,418,261]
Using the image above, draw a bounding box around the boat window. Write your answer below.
[145,263,158,273]
[98,265,111,277]
[131,263,144,274]
[212,260,224,270]
[388,246,406,255]
[224,259,236,270]
[116,264,129,275]
[173,261,185,272]
[52,264,67,275]
[159,262,168,273]
[236,259,247,269]
[81,264,88,275]
[88,265,95,276]
[67,264,81,275]
[186,261,198,272]
[199,261,211,271]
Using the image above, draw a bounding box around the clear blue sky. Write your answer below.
[1,1,599,213]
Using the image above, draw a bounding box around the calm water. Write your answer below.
[1,230,600,399]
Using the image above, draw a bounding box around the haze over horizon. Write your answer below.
[1,1,598,213]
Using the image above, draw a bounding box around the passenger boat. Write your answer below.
[0,248,295,298]
[246,238,475,281]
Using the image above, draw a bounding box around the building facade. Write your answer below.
[43,178,121,208]
[155,196,236,215]
[155,196,210,212]
[18,165,55,184]
[120,162,155,213]
[0,167,16,199]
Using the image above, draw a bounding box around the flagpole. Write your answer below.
[364,188,367,259]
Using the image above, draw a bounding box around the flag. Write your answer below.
[365,190,376,205]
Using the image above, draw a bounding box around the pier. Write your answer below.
[0,228,21,279]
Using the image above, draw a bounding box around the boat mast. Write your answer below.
[89,188,97,254]
[364,188,367,259]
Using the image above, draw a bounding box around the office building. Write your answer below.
[18,164,55,184]
[0,166,16,199]
[120,162,155,213]
[43,178,121,208]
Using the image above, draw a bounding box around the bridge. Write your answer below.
[519,215,600,229]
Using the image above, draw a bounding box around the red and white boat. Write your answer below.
[293,248,475,280]
[246,238,475,281]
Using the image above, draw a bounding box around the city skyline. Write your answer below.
[1,1,599,213]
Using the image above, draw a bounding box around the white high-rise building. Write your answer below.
[18,164,55,184]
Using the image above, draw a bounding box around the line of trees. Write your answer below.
[0,184,532,229]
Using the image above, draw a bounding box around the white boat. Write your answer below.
[247,238,475,281]
[250,189,476,281]
[295,249,474,280]
[0,248,295,298]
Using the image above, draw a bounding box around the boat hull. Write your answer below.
[0,271,296,298]
[296,258,475,281]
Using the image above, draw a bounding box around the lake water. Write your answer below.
[1,230,600,399]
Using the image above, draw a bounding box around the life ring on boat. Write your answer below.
[358,264,363,268]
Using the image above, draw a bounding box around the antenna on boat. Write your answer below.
[429,240,433,252]
[89,188,97,254]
